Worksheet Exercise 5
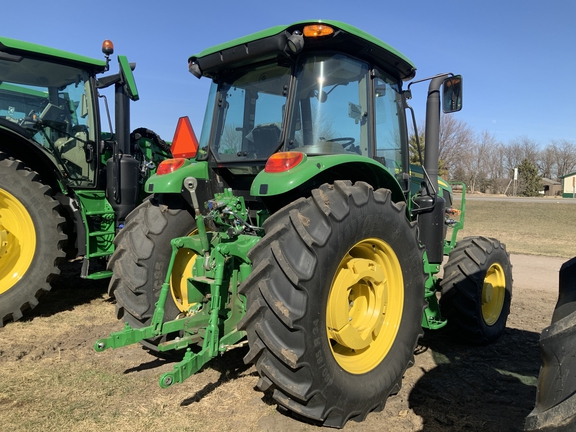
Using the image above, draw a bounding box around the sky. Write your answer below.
[2,0,575,147]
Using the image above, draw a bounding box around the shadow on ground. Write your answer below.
[20,261,109,323]
[409,327,540,431]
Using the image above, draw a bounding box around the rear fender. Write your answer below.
[251,154,406,204]
[0,123,67,193]
[144,160,210,194]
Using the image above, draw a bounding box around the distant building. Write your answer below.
[541,178,562,196]
[560,171,576,198]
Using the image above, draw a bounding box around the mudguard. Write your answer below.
[525,257,576,431]
[144,160,209,194]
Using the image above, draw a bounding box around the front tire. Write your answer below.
[0,153,66,326]
[238,181,426,428]
[440,236,513,344]
[107,195,197,350]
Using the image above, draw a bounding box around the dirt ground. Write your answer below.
[0,254,566,432]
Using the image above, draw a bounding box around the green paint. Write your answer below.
[0,36,106,70]
[444,181,466,254]
[250,154,402,198]
[95,192,259,386]
[145,161,209,193]
[75,190,115,279]
[118,55,139,101]
[190,20,414,76]
[421,252,447,330]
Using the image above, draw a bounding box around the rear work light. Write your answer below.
[265,152,304,173]
[157,158,186,175]
[170,116,199,159]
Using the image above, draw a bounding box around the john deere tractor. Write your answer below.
[96,20,513,427]
[0,38,170,325]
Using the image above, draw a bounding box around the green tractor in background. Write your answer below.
[0,38,171,325]
[96,21,513,427]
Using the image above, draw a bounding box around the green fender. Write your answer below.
[145,160,209,194]
[250,154,406,202]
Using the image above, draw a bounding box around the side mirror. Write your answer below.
[442,75,462,113]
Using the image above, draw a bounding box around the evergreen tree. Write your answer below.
[409,131,425,165]
[517,158,541,197]
[408,131,448,177]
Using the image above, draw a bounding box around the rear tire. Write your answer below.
[525,257,576,431]
[0,152,66,326]
[238,181,426,427]
[107,195,197,350]
[440,236,513,344]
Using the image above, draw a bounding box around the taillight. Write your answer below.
[170,116,199,159]
[157,158,186,175]
[265,152,304,173]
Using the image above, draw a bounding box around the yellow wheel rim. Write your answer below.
[482,263,506,326]
[326,238,404,374]
[169,230,198,313]
[0,188,36,295]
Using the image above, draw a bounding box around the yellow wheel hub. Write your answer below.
[326,238,404,374]
[482,263,506,326]
[170,247,198,313]
[0,188,36,295]
[169,229,202,314]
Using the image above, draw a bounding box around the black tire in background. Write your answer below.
[525,257,576,431]
[107,195,197,351]
[440,236,513,344]
[0,152,66,326]
[238,181,426,428]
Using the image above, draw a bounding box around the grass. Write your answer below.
[455,198,574,258]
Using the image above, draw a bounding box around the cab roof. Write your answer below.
[189,20,416,81]
[0,36,107,72]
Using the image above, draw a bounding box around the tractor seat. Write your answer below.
[248,123,282,158]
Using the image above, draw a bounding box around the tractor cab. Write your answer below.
[0,49,101,186]
[189,22,413,196]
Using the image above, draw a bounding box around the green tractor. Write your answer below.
[96,21,513,427]
[0,38,171,325]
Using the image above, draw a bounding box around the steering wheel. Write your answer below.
[326,137,356,149]
[18,110,38,129]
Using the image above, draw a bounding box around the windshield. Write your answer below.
[288,54,369,156]
[209,62,290,162]
[0,56,98,186]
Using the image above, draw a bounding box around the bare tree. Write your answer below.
[410,115,474,178]
[438,115,475,177]
[539,144,556,179]
[503,136,540,176]
[552,139,576,179]
[468,131,497,193]
[451,130,504,193]
[484,140,508,193]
